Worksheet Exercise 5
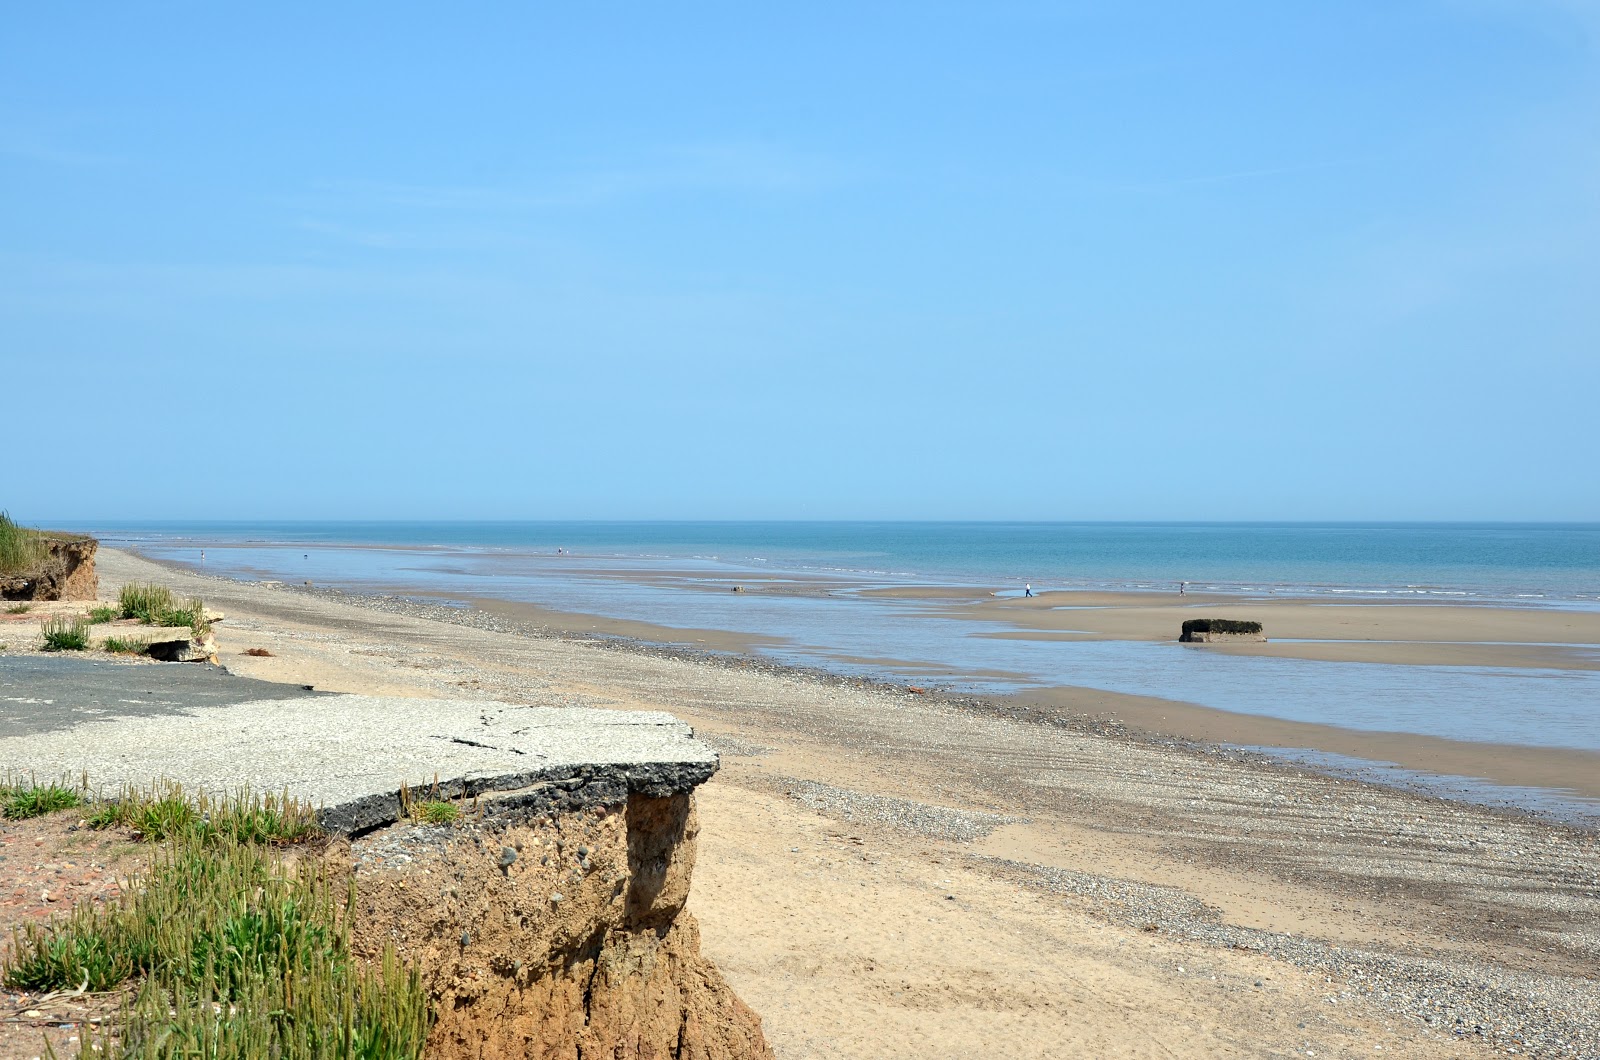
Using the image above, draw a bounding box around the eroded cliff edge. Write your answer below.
[350,790,769,1059]
[0,670,774,1059]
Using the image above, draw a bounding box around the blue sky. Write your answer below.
[4,2,1597,521]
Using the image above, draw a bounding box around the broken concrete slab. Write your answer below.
[0,657,718,834]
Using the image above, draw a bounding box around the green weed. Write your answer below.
[416,801,460,825]
[87,604,119,623]
[1,782,84,820]
[103,636,151,655]
[90,783,322,846]
[118,582,174,622]
[5,602,30,615]
[40,614,91,651]
[118,583,211,635]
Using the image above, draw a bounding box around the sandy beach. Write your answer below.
[21,547,1584,1058]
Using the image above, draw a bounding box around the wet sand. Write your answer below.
[1009,683,1600,805]
[881,587,1600,671]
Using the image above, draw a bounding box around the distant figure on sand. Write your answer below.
[1024,583,1033,598]
[1179,581,1186,596]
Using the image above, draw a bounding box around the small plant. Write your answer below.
[416,801,461,825]
[103,636,150,655]
[4,904,132,991]
[87,604,119,623]
[118,582,175,622]
[160,595,210,635]
[40,614,91,651]
[1,782,84,820]
[5,602,30,615]
[118,583,212,636]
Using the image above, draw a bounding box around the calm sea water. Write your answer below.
[92,521,1600,603]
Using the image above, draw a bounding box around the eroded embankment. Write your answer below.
[0,534,98,601]
[349,790,769,1059]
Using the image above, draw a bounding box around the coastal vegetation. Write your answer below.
[413,800,461,825]
[88,604,119,623]
[40,614,91,651]
[5,785,429,1059]
[0,780,84,820]
[102,635,151,655]
[88,783,322,846]
[119,582,212,636]
[0,511,49,576]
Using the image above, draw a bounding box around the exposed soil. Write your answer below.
[0,813,145,1060]
[0,539,98,603]
[350,793,771,1059]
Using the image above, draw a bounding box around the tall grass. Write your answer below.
[119,582,211,636]
[40,614,91,651]
[0,511,49,576]
[5,789,429,1059]
[119,582,175,622]
[91,782,323,846]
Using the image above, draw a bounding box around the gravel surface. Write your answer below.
[760,776,1020,843]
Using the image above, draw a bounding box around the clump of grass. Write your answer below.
[5,602,30,615]
[415,801,460,825]
[87,604,119,623]
[119,582,175,622]
[103,636,150,656]
[162,595,210,635]
[5,793,430,1058]
[0,781,84,820]
[0,511,49,577]
[399,778,474,827]
[91,783,323,846]
[40,614,91,651]
[119,582,212,636]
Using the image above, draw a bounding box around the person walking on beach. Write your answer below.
[1024,583,1033,598]
[1179,581,1186,596]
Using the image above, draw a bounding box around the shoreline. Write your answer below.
[79,546,1600,1057]
[126,547,1600,830]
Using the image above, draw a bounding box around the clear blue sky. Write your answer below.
[5,3,1597,522]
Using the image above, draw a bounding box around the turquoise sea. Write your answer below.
[91,521,1600,824]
